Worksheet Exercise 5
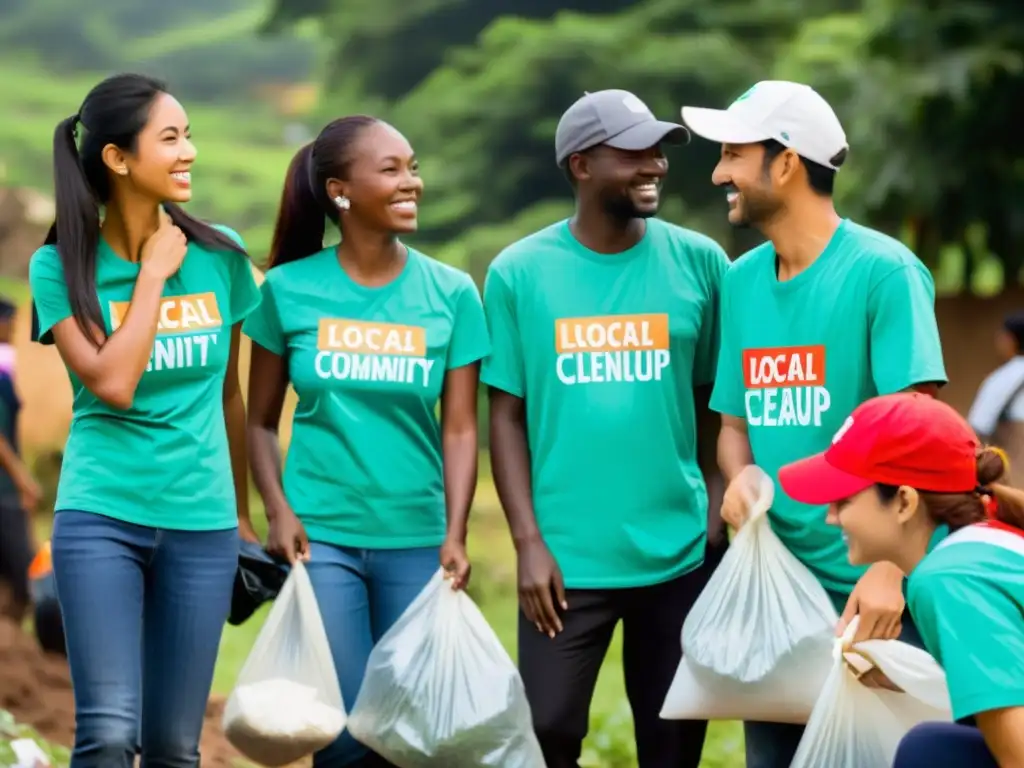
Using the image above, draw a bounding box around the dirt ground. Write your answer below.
[0,616,310,767]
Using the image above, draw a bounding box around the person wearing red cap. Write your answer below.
[779,392,1024,768]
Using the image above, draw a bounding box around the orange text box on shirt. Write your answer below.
[317,319,426,356]
[743,345,826,389]
[109,292,222,334]
[555,313,669,354]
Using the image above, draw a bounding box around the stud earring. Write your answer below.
[118,167,128,176]
[333,195,350,211]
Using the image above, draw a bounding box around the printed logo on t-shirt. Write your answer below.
[553,313,670,385]
[742,345,831,426]
[109,292,222,371]
[315,318,434,387]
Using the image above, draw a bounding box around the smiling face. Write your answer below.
[102,92,196,204]
[826,485,920,565]
[711,142,786,228]
[572,144,668,219]
[327,121,423,234]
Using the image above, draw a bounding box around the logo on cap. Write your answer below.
[832,415,854,445]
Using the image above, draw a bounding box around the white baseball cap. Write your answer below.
[681,81,849,171]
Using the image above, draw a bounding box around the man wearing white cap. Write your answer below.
[483,89,730,767]
[680,81,948,768]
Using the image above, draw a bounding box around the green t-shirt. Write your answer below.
[29,227,261,530]
[711,219,947,593]
[242,246,490,549]
[481,218,729,589]
[908,524,1024,721]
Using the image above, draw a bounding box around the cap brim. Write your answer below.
[777,453,874,506]
[680,106,772,145]
[604,120,690,151]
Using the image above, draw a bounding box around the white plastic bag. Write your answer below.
[790,617,953,768]
[347,569,544,768]
[661,466,839,723]
[223,561,346,767]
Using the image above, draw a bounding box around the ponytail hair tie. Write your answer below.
[989,446,1011,476]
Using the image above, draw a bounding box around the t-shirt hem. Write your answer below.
[304,527,445,550]
[55,505,238,532]
[560,555,703,590]
[480,372,524,398]
[229,295,262,328]
[447,349,489,371]
[953,691,1024,721]
[877,369,950,395]
[36,311,71,345]
[244,330,286,356]
[709,400,745,418]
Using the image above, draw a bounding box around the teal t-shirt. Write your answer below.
[710,219,947,593]
[29,227,261,530]
[481,218,729,589]
[908,525,1024,721]
[242,246,490,549]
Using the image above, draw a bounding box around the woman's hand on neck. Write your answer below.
[101,190,164,263]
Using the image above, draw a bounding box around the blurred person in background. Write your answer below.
[681,80,947,768]
[779,392,1024,768]
[245,116,489,768]
[482,89,728,768]
[0,295,41,623]
[29,73,260,767]
[967,311,1024,485]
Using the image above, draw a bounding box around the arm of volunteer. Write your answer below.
[867,262,947,395]
[480,265,537,543]
[224,325,256,541]
[709,274,751,483]
[242,281,292,525]
[35,257,166,411]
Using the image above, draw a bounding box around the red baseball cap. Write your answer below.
[778,392,980,506]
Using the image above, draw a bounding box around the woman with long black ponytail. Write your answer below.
[28,73,261,767]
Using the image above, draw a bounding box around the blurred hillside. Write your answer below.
[0,0,325,270]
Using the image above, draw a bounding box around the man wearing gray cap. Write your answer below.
[481,89,730,767]
[680,81,947,768]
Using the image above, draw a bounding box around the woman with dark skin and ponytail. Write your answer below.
[779,392,1024,768]
[28,74,260,767]
[244,116,489,767]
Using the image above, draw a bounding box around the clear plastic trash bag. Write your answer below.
[790,616,953,768]
[223,561,346,766]
[347,568,545,768]
[661,466,839,723]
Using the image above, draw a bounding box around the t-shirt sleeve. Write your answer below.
[242,278,286,356]
[909,570,1024,720]
[446,276,492,370]
[694,243,730,387]
[28,246,72,345]
[212,225,261,325]
[709,271,745,418]
[480,264,525,398]
[967,365,1024,438]
[867,263,948,394]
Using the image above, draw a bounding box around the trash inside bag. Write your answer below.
[790,617,953,768]
[224,562,345,766]
[347,569,544,768]
[662,466,838,723]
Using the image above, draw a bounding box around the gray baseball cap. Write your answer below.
[555,89,690,166]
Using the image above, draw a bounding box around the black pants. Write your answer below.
[519,541,726,768]
[0,497,33,615]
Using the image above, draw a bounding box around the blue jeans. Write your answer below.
[51,511,238,768]
[893,722,998,767]
[743,588,926,768]
[305,541,439,767]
